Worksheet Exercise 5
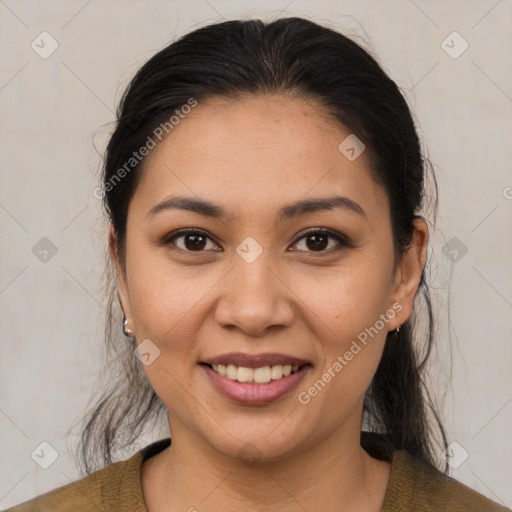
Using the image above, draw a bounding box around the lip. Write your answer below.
[201,363,311,405]
[202,352,311,368]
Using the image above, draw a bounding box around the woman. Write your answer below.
[8,16,509,512]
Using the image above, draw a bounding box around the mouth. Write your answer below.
[199,352,312,404]
[201,362,306,384]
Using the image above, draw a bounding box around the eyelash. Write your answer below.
[164,228,350,255]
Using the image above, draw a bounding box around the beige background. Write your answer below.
[1,0,511,509]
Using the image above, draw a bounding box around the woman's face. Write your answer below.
[114,94,426,462]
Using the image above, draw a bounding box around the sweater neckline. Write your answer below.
[125,437,413,511]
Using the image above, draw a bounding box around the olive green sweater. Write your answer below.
[7,437,510,511]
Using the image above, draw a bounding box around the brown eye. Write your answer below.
[166,230,219,252]
[291,229,348,253]
[182,233,208,251]
[305,232,329,251]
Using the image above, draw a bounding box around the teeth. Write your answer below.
[253,366,271,383]
[237,366,253,383]
[270,365,283,379]
[226,364,237,380]
[210,363,302,383]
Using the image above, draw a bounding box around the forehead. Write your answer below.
[131,94,389,224]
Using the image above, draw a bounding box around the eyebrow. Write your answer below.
[147,195,366,222]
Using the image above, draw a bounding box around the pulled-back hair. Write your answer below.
[78,16,447,474]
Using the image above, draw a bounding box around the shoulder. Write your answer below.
[5,456,142,512]
[383,449,511,512]
[5,439,171,512]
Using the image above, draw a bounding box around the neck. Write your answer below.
[142,415,391,512]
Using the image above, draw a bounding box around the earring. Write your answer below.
[122,314,135,337]
[394,324,401,336]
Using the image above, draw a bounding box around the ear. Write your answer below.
[109,225,132,320]
[389,217,429,330]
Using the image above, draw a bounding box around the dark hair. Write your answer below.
[78,16,447,474]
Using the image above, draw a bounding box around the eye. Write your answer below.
[163,228,350,254]
[165,229,220,252]
[290,229,349,253]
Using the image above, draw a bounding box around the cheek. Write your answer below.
[126,253,204,406]
[295,277,391,429]
[293,258,394,343]
[291,257,394,403]
[125,243,207,341]
[127,239,395,350]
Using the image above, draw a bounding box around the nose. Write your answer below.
[214,253,295,337]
